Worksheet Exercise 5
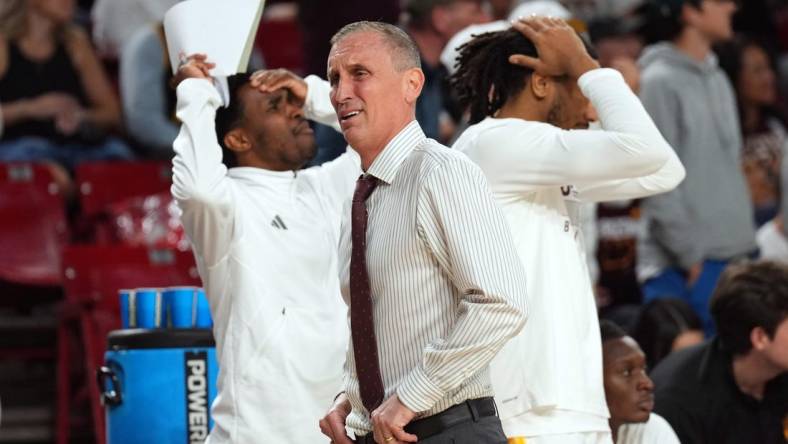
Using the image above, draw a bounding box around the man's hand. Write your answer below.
[509,16,599,79]
[249,68,307,108]
[170,54,216,89]
[319,393,354,444]
[370,395,417,444]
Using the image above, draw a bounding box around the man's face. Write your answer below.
[603,336,655,424]
[236,85,316,169]
[327,32,417,152]
[689,0,737,43]
[760,318,788,371]
[547,79,596,130]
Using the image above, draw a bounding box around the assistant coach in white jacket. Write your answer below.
[171,56,360,443]
[451,18,685,444]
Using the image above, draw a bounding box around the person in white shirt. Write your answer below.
[450,17,685,443]
[600,320,680,444]
[170,56,360,443]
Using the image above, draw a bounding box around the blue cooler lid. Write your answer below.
[107,328,215,350]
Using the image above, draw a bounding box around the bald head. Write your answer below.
[330,21,422,73]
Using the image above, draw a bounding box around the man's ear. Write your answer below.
[529,72,552,100]
[750,326,772,352]
[223,128,252,154]
[403,67,425,105]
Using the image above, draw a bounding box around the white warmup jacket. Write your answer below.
[171,76,360,443]
[617,413,680,444]
[454,68,685,437]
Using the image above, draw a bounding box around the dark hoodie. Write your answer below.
[637,42,756,277]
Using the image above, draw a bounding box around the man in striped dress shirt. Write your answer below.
[317,21,528,444]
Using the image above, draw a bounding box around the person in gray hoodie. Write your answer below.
[636,0,756,336]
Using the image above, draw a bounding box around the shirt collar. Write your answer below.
[366,120,426,185]
[228,166,297,189]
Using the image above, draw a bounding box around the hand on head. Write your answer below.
[249,68,308,108]
[171,54,216,88]
[509,16,599,79]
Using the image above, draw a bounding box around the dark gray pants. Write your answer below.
[418,415,508,443]
[354,415,508,444]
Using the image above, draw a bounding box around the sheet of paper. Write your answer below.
[163,0,265,76]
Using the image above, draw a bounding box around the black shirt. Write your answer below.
[650,338,788,444]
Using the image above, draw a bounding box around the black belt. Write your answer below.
[355,397,497,443]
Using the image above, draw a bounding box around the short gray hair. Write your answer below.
[330,21,421,71]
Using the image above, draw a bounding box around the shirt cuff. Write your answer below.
[176,78,223,109]
[396,365,446,414]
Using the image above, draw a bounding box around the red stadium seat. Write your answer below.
[0,163,67,286]
[76,161,172,219]
[255,17,305,74]
[58,245,201,444]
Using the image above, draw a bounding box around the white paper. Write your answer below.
[163,0,265,76]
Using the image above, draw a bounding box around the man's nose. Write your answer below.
[638,372,655,392]
[287,100,304,120]
[332,76,353,104]
[585,102,599,123]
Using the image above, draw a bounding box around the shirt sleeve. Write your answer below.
[469,69,671,196]
[303,75,341,132]
[303,147,361,213]
[120,27,180,152]
[396,155,528,413]
[573,146,685,202]
[638,72,704,268]
[170,78,238,267]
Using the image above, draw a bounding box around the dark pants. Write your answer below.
[354,398,507,444]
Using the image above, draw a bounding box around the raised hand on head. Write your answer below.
[508,16,599,79]
[249,68,308,108]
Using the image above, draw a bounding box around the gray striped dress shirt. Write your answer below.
[339,120,529,435]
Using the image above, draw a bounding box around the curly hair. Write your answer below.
[449,28,538,125]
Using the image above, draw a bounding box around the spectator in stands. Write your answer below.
[718,36,787,227]
[636,0,756,336]
[405,0,489,142]
[0,0,133,171]
[651,260,788,444]
[600,320,680,444]
[632,298,704,370]
[90,0,178,59]
[120,24,177,157]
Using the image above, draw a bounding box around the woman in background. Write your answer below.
[718,36,786,227]
[632,298,704,371]
[0,0,132,178]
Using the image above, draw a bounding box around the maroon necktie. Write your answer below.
[350,174,384,412]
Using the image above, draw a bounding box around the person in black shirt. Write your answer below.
[650,260,788,444]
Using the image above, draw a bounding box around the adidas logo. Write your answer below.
[271,215,288,230]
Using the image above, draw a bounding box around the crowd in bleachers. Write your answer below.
[1,0,787,443]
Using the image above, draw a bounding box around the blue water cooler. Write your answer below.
[98,329,219,444]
